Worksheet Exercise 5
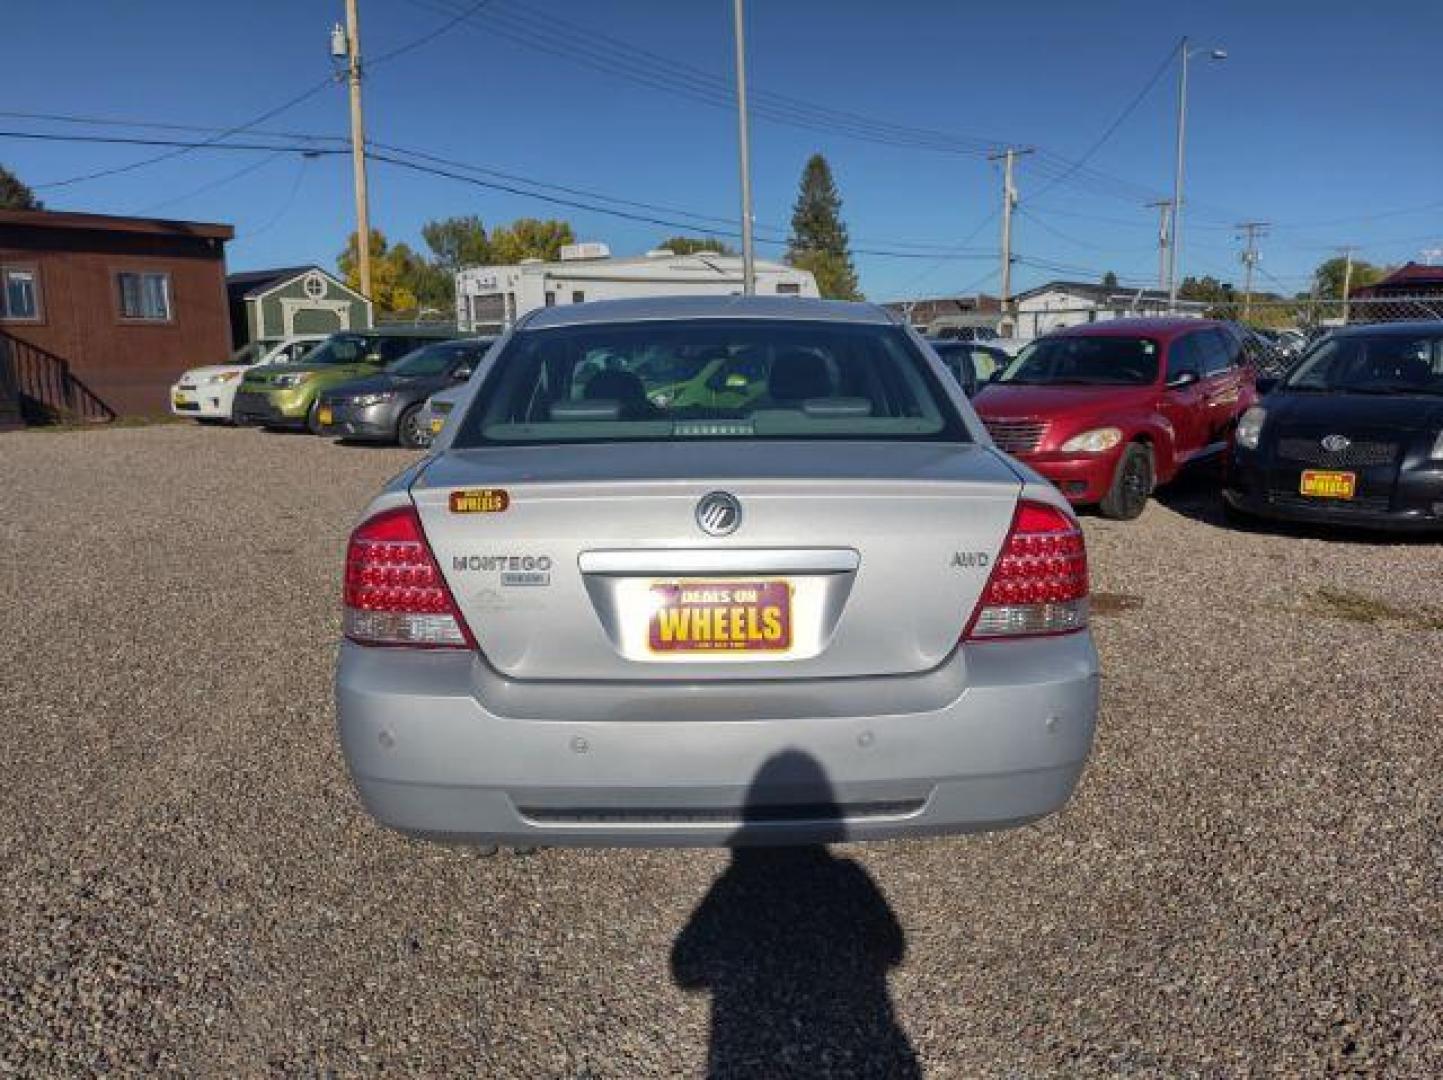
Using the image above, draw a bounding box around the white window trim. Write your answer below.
[0,264,43,322]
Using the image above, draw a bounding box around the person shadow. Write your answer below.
[670,750,922,1079]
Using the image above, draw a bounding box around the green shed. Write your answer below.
[226,265,372,347]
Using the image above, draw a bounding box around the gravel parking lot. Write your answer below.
[2,424,1440,1076]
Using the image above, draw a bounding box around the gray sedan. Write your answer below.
[316,338,493,448]
[336,296,1099,847]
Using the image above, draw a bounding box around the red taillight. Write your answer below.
[965,500,1089,640]
[343,505,474,649]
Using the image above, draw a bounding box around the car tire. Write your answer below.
[1099,442,1154,521]
[397,404,426,449]
[306,400,324,436]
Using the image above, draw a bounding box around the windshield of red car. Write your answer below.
[996,335,1160,387]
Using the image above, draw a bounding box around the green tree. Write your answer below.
[0,163,42,210]
[422,215,491,272]
[488,218,575,264]
[658,236,738,256]
[337,229,420,315]
[785,154,861,300]
[1312,256,1388,300]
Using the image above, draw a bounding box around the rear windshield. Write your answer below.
[1284,332,1443,395]
[453,319,967,446]
[300,334,374,365]
[997,335,1160,387]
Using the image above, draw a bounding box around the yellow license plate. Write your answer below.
[1300,470,1356,499]
[430,417,445,434]
[172,392,191,405]
[649,581,792,653]
[317,407,333,426]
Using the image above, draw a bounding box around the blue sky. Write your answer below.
[4,0,1441,300]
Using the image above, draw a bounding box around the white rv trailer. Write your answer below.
[455,244,820,332]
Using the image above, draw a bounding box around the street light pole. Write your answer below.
[1167,38,1190,309]
[1167,38,1226,309]
[731,0,756,296]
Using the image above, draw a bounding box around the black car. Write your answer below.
[317,338,494,447]
[1224,322,1443,531]
[926,339,1010,397]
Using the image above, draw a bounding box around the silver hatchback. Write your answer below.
[336,296,1099,847]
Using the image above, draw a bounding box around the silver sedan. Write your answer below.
[336,296,1099,847]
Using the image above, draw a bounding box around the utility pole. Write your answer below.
[1236,221,1269,320]
[731,0,756,295]
[343,0,372,300]
[989,147,1033,323]
[1147,199,1172,291]
[1338,245,1355,323]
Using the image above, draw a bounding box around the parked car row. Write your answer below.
[171,326,493,447]
[947,316,1443,532]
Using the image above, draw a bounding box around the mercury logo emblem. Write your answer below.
[695,492,742,536]
[1321,434,1351,452]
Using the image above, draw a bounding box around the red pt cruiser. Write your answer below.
[973,319,1259,519]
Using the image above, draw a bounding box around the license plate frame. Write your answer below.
[1299,469,1357,499]
[648,580,792,653]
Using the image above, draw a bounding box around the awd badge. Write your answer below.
[449,488,510,514]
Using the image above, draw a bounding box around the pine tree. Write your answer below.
[0,164,42,210]
[785,154,860,300]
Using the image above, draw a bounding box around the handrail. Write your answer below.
[0,329,116,424]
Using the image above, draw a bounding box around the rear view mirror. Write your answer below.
[1166,370,1200,390]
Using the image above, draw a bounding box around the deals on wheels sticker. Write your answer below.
[449,488,510,513]
[649,581,792,653]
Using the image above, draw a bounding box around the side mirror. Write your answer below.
[1166,370,1200,390]
[452,366,474,381]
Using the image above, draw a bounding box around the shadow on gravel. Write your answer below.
[670,751,921,1079]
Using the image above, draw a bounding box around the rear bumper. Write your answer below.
[335,634,1100,847]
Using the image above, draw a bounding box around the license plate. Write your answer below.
[317,406,333,426]
[430,417,445,434]
[1300,470,1356,499]
[649,581,792,653]
[172,392,191,405]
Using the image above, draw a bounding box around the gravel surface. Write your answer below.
[1,425,1440,1077]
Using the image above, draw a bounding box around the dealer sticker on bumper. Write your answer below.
[648,581,792,652]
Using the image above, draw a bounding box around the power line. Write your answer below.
[31,78,337,190]
[135,151,286,215]
[1026,43,1177,204]
[368,0,499,67]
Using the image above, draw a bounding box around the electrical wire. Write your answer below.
[135,151,285,215]
[31,78,337,190]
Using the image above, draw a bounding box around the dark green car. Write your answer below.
[232,327,458,432]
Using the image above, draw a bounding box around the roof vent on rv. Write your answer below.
[559,242,611,261]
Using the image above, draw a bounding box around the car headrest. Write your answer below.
[583,369,648,405]
[769,350,833,402]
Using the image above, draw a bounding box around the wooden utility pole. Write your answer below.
[344,0,373,300]
[1147,200,1172,290]
[1338,246,1355,323]
[1236,221,1269,320]
[989,147,1033,324]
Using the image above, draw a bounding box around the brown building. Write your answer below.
[0,208,234,418]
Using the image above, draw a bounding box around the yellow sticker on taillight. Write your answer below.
[449,488,510,514]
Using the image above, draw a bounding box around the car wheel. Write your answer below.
[306,400,324,436]
[397,404,426,449]
[1099,442,1154,520]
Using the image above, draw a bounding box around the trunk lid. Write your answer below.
[411,442,1023,681]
